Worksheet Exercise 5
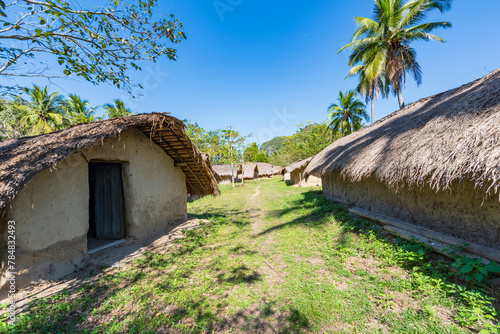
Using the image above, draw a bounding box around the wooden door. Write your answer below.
[89,162,125,239]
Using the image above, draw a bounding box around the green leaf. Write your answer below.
[39,16,46,25]
[485,262,500,273]
[478,267,489,276]
[474,273,484,282]
[459,264,474,274]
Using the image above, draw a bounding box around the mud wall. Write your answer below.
[299,174,322,188]
[217,175,233,185]
[322,172,500,249]
[0,127,187,292]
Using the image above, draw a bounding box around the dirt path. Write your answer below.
[246,184,286,288]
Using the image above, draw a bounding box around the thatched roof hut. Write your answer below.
[273,166,284,175]
[238,163,258,180]
[0,113,219,210]
[285,157,321,187]
[212,164,238,184]
[306,69,500,249]
[0,113,219,293]
[285,157,314,174]
[256,163,274,178]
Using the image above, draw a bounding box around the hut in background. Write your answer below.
[212,164,238,184]
[238,163,258,180]
[273,166,284,176]
[256,163,274,178]
[285,157,321,187]
[305,69,500,250]
[0,113,219,293]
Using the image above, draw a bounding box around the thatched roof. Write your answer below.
[286,157,314,173]
[212,164,237,178]
[0,113,220,211]
[273,166,284,175]
[239,163,258,178]
[256,163,274,177]
[306,69,500,200]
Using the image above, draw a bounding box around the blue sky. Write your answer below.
[13,0,500,144]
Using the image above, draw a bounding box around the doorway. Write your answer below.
[88,162,126,252]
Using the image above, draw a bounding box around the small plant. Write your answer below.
[445,243,500,283]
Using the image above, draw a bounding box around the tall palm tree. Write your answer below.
[327,90,369,137]
[347,61,388,125]
[20,85,68,135]
[103,99,134,118]
[339,0,452,109]
[64,94,96,124]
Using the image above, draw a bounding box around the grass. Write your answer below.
[1,177,499,333]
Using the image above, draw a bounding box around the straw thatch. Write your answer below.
[0,113,220,211]
[212,164,237,178]
[273,166,284,175]
[285,157,314,173]
[305,69,500,201]
[239,163,258,180]
[212,164,238,183]
[256,162,274,177]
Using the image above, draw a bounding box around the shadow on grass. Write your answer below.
[258,189,500,323]
[258,190,343,236]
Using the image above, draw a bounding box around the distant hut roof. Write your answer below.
[306,69,500,200]
[256,162,274,177]
[212,164,237,179]
[0,113,220,211]
[286,157,314,173]
[273,166,284,175]
[239,163,258,178]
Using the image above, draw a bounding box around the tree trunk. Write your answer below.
[397,89,405,109]
[371,98,375,125]
[231,163,235,188]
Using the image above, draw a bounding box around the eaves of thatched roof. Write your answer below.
[256,162,274,176]
[305,68,500,200]
[286,157,314,173]
[273,166,284,175]
[239,163,257,177]
[212,164,237,178]
[0,113,220,211]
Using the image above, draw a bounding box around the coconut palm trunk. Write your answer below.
[371,98,375,125]
[397,88,405,109]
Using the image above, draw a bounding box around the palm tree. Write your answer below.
[327,90,369,137]
[20,85,68,135]
[103,99,134,118]
[347,60,389,124]
[339,0,452,109]
[64,94,96,124]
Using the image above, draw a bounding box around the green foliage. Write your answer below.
[0,0,186,92]
[339,0,452,109]
[18,85,71,135]
[243,142,269,162]
[185,123,249,164]
[444,244,500,284]
[327,90,369,137]
[268,122,333,166]
[103,99,134,118]
[0,99,29,140]
[260,136,286,156]
[63,94,97,124]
